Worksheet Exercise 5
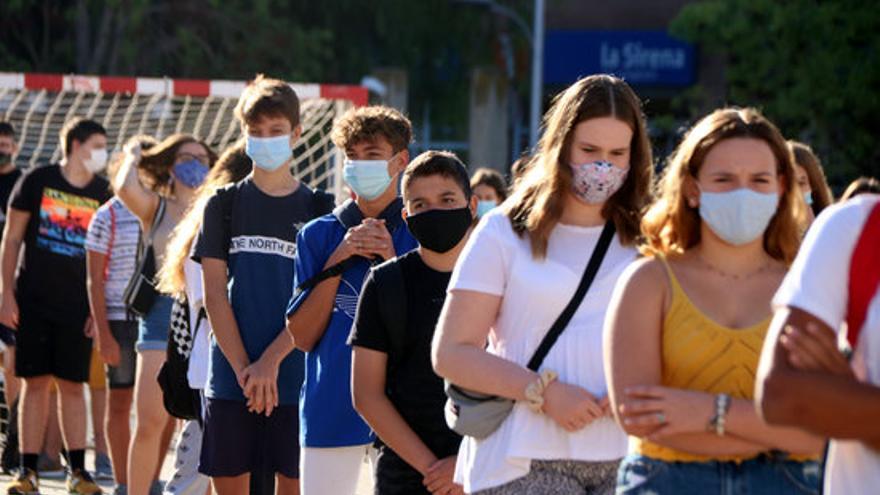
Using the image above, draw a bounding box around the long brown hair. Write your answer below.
[504,75,653,258]
[139,133,218,194]
[156,140,252,295]
[788,140,834,215]
[642,107,805,264]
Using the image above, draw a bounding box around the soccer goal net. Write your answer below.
[0,73,368,200]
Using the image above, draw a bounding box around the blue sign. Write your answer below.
[544,30,696,87]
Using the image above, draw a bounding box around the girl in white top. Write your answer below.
[432,74,654,494]
[157,142,253,495]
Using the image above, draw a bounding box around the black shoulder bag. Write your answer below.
[444,221,616,439]
[123,198,167,316]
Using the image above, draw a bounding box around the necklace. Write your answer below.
[696,253,773,281]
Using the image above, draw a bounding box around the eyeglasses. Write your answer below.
[175,152,210,165]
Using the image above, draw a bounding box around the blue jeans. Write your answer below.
[616,454,820,495]
[136,295,174,352]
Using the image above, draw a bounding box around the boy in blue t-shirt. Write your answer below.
[193,75,334,495]
[286,106,417,494]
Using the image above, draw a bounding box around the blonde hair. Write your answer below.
[642,107,805,264]
[157,141,253,295]
[504,75,653,258]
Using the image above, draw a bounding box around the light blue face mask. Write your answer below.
[476,200,497,218]
[343,158,394,200]
[246,134,292,171]
[699,188,779,246]
[804,191,814,206]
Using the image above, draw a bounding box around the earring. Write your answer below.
[688,198,698,208]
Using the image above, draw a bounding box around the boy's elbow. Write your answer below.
[285,317,316,352]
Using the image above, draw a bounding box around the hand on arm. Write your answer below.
[0,209,28,329]
[604,259,767,457]
[757,307,880,445]
[202,258,250,388]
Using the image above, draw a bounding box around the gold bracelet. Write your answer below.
[524,369,558,413]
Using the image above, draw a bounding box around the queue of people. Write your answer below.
[0,71,874,495]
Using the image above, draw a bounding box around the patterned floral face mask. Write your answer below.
[570,160,629,204]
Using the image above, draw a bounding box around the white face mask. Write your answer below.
[699,188,779,246]
[83,148,108,173]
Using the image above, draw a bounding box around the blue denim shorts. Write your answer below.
[136,295,174,352]
[616,453,820,495]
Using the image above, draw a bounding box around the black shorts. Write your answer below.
[14,305,91,383]
[375,445,429,495]
[199,398,300,479]
[105,320,138,389]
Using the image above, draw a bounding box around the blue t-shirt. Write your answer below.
[286,198,417,447]
[193,178,334,405]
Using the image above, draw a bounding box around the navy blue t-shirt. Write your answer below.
[193,178,333,405]
[286,198,418,447]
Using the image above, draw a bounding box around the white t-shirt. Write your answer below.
[448,210,633,492]
[184,258,211,390]
[84,197,141,321]
[773,194,880,495]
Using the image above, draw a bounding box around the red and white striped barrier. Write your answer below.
[0,72,368,106]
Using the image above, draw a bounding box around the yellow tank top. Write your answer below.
[633,259,771,463]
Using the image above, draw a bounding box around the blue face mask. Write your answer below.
[804,191,814,206]
[476,200,497,218]
[343,158,394,200]
[699,188,779,246]
[172,160,209,189]
[246,135,292,171]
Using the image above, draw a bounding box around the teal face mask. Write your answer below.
[476,200,497,218]
[343,158,394,200]
[804,191,814,206]
[246,134,292,171]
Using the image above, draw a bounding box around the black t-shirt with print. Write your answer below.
[349,250,462,458]
[10,164,111,319]
[0,167,23,239]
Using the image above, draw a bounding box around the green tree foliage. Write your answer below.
[670,0,880,186]
[0,0,493,137]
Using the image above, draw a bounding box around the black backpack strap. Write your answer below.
[311,189,336,217]
[372,260,407,362]
[526,221,616,371]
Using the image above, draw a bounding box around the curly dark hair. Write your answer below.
[330,105,412,154]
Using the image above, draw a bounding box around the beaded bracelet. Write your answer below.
[708,393,731,436]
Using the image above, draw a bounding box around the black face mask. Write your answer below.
[405,206,474,253]
[0,153,10,167]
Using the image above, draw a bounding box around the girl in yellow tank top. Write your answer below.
[604,108,823,494]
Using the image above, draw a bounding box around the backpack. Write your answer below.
[846,199,880,350]
[157,294,205,420]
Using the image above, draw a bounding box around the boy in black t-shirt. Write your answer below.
[0,117,110,494]
[349,151,477,495]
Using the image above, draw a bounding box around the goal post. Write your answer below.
[0,72,368,201]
